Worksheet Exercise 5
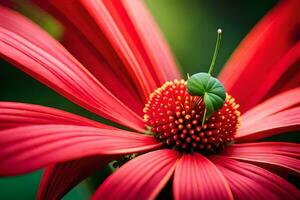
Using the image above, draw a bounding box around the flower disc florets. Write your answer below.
[144,80,240,153]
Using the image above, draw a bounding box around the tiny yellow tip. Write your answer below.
[217,29,222,34]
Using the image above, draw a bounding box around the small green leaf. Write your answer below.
[187,72,226,119]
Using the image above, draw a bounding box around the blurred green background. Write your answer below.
[0,0,278,199]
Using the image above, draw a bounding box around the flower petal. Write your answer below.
[224,142,300,157]
[0,1,144,112]
[46,0,182,98]
[103,0,181,84]
[79,0,157,100]
[243,42,300,108]
[237,107,300,142]
[0,125,161,175]
[34,0,148,104]
[173,153,233,200]
[0,6,144,131]
[215,164,277,199]
[61,29,144,114]
[240,87,300,126]
[222,142,300,174]
[34,0,175,101]
[219,0,300,112]
[212,156,300,200]
[38,156,112,200]
[0,101,113,130]
[92,149,180,200]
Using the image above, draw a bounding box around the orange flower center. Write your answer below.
[143,80,240,153]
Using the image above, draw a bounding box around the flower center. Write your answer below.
[143,79,240,153]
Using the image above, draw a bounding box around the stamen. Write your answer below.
[144,80,240,153]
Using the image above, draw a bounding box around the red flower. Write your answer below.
[0,0,299,199]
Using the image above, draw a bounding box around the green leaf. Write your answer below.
[187,72,226,119]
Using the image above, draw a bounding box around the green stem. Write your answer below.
[208,29,222,75]
[202,107,207,125]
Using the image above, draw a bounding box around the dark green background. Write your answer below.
[0,0,278,199]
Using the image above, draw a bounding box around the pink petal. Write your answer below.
[237,107,300,142]
[92,149,179,200]
[38,156,112,200]
[173,153,233,200]
[224,142,300,157]
[0,101,113,130]
[212,156,300,199]
[0,125,161,175]
[0,6,144,131]
[214,164,277,199]
[222,142,300,174]
[218,0,300,112]
[240,87,300,126]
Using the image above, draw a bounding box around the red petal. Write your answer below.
[219,0,300,112]
[103,0,181,84]
[0,6,144,131]
[224,142,300,157]
[212,156,300,200]
[214,163,277,199]
[243,42,300,109]
[38,156,112,200]
[92,149,179,200]
[10,0,145,113]
[35,0,147,104]
[0,125,161,175]
[240,87,300,127]
[34,0,179,102]
[61,29,144,115]
[222,142,300,174]
[0,101,113,130]
[173,153,233,200]
[0,0,12,7]
[79,0,156,100]
[237,107,300,142]
[271,68,300,96]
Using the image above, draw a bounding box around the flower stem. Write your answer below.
[202,107,207,125]
[202,29,222,125]
[208,29,222,75]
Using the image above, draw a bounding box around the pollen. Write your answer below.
[143,80,240,153]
